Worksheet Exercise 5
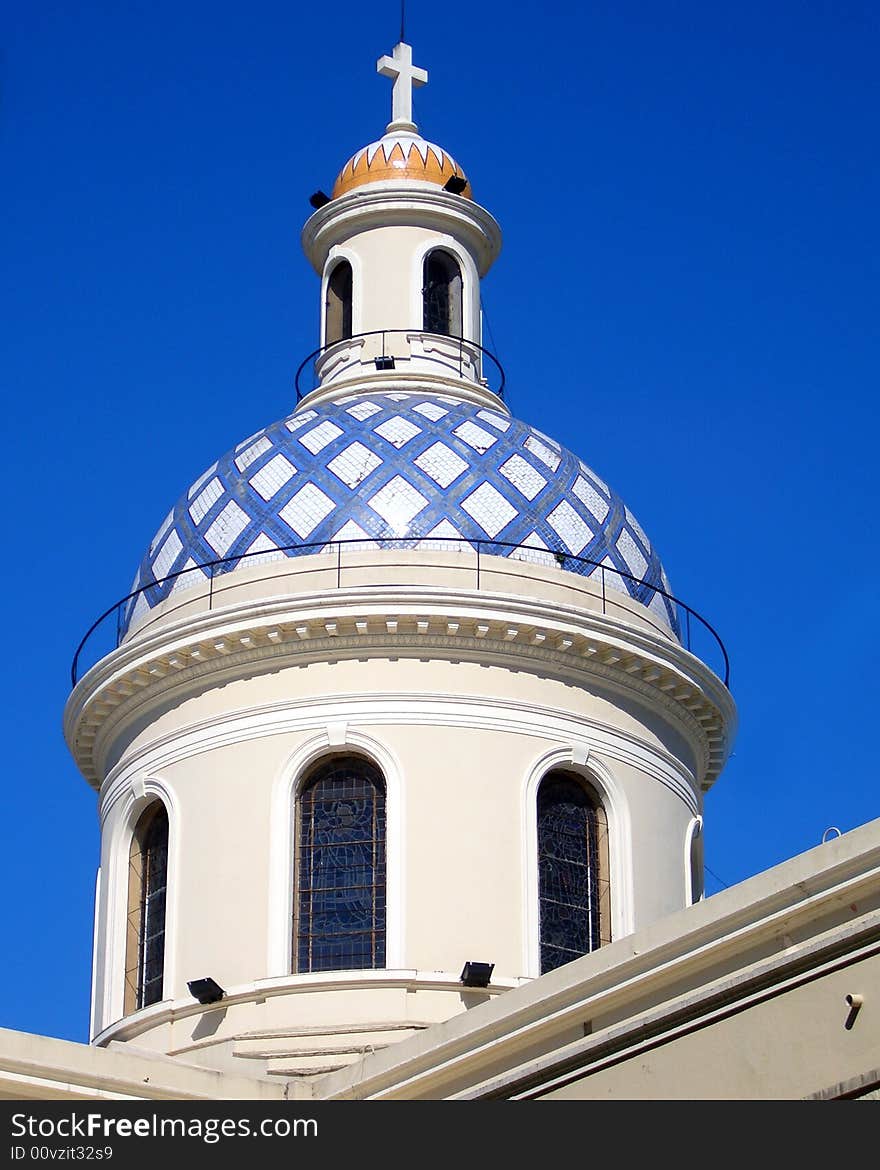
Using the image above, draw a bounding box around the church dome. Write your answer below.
[127,392,676,633]
[331,131,472,199]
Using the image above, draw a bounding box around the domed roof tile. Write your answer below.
[126,394,675,633]
[332,132,472,199]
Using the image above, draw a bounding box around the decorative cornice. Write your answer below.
[301,186,502,276]
[65,584,735,791]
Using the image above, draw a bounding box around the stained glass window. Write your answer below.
[538,773,609,974]
[125,802,168,1012]
[294,757,386,973]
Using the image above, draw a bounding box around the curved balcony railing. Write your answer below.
[70,537,730,688]
[294,329,506,402]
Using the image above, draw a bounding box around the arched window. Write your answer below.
[537,771,610,974]
[688,817,704,904]
[325,260,353,344]
[294,755,386,973]
[422,249,462,336]
[125,802,169,1012]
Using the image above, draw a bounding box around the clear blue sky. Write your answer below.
[2,1,878,1045]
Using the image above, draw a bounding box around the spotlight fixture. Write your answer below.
[443,175,468,195]
[309,190,331,209]
[460,961,494,988]
[374,356,395,370]
[187,977,226,1004]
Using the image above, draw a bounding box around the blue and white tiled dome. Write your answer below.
[126,392,677,633]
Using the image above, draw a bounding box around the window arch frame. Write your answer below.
[291,751,388,974]
[268,732,404,979]
[522,749,629,979]
[535,769,611,975]
[124,799,170,1013]
[422,247,464,337]
[685,815,704,904]
[94,777,179,1035]
[323,257,353,345]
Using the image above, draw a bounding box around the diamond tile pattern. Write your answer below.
[547,499,594,555]
[413,441,468,489]
[327,442,383,489]
[235,435,273,473]
[499,453,547,501]
[204,500,250,556]
[461,482,517,538]
[298,420,343,454]
[453,420,498,452]
[249,453,297,501]
[367,475,429,530]
[127,393,676,632]
[524,434,561,471]
[279,483,335,538]
[374,415,422,448]
[189,477,224,525]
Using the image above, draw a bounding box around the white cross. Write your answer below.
[376,42,428,132]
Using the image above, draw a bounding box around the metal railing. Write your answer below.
[71,537,730,688]
[294,329,506,402]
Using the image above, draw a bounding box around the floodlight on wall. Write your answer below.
[443,175,468,195]
[374,356,395,370]
[845,993,864,1031]
[460,961,494,988]
[187,977,226,1004]
[309,190,331,209]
